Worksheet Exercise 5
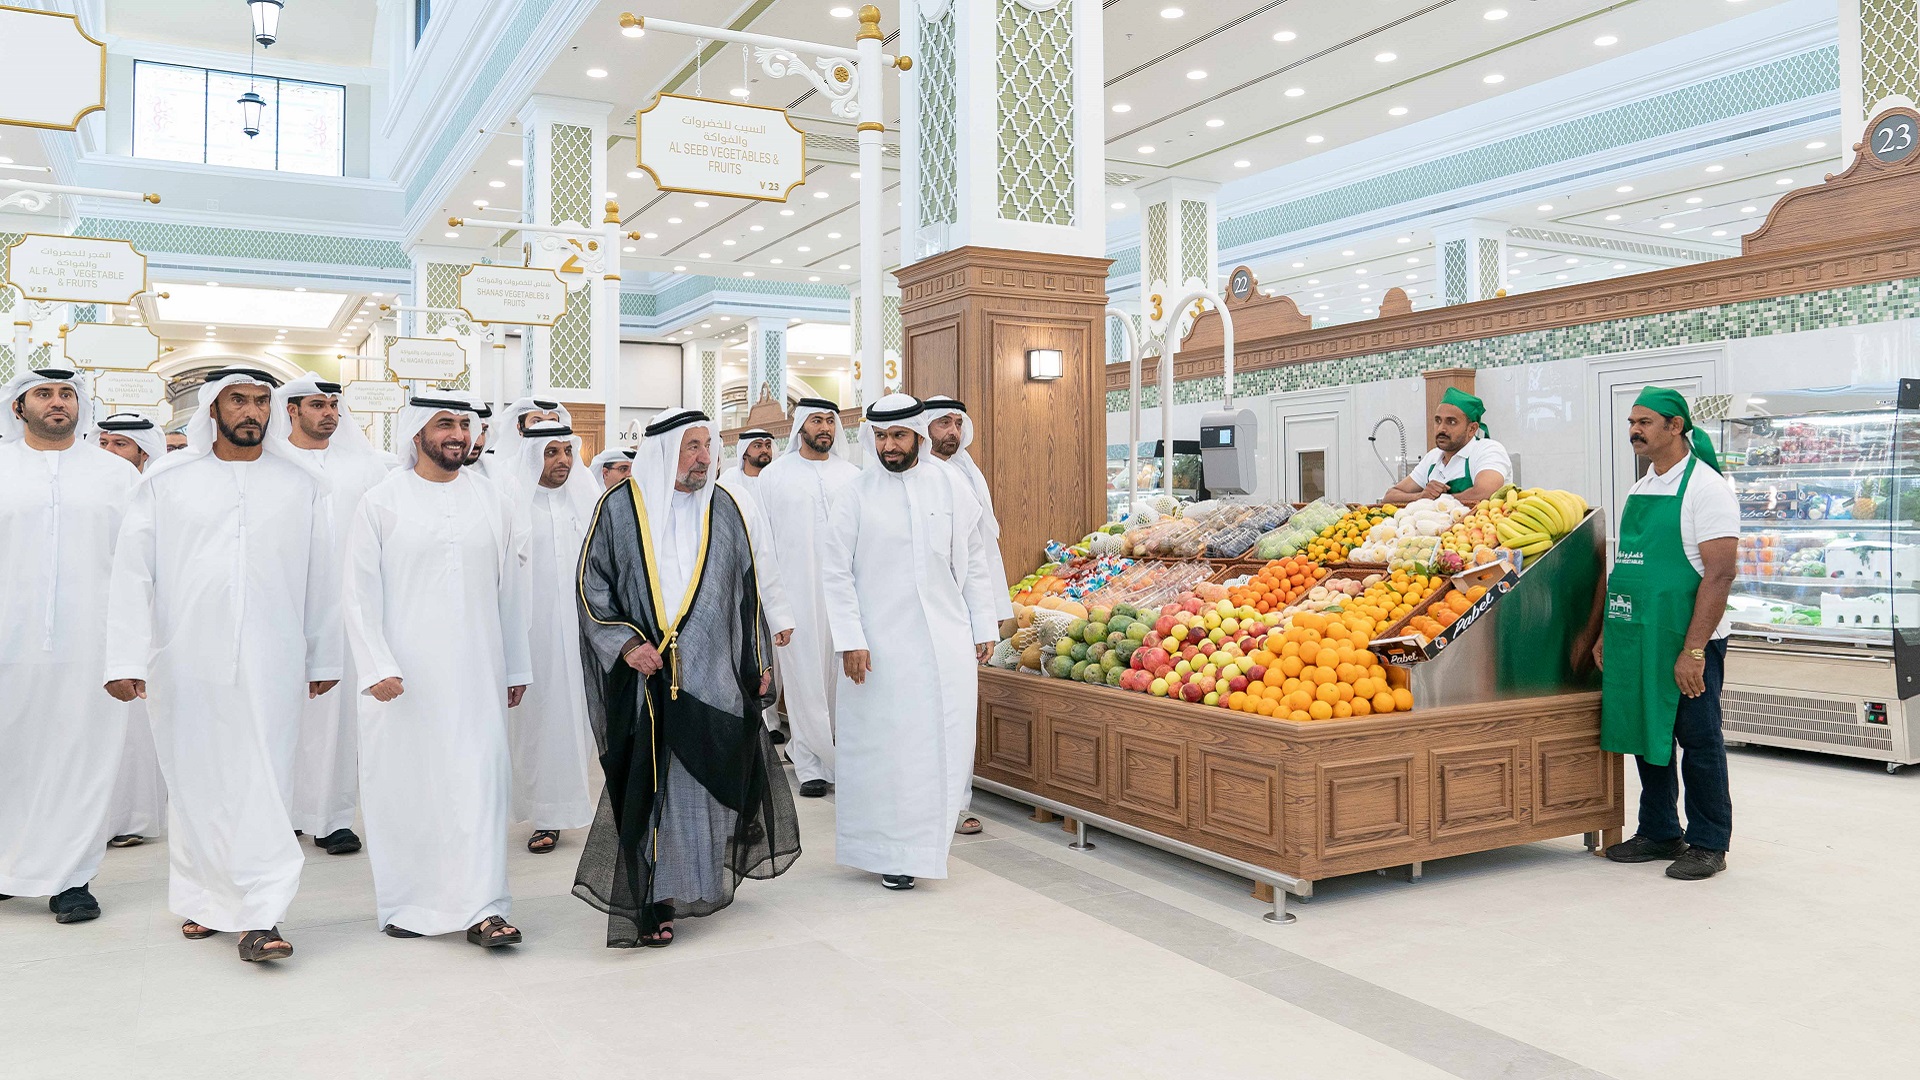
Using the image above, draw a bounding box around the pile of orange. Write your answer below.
[1227,556,1329,614]
[1225,610,1414,721]
[1402,584,1487,641]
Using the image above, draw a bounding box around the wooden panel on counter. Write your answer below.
[976,669,1620,884]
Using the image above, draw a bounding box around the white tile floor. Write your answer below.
[3,745,1915,1080]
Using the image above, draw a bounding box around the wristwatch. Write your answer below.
[1687,648,1706,660]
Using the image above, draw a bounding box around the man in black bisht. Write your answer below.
[572,407,799,948]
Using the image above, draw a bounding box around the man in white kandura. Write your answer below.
[93,412,170,849]
[755,399,860,796]
[343,395,530,947]
[0,371,140,923]
[104,368,342,964]
[462,402,492,470]
[278,372,398,858]
[501,419,601,855]
[921,395,1014,837]
[474,396,567,478]
[821,395,1000,891]
[717,428,774,494]
[591,446,635,490]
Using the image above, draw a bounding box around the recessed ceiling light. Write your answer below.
[1594,35,1618,47]
[826,231,842,239]
[1484,8,1508,19]
[1406,257,1418,264]
[770,258,783,264]
[1307,277,1319,284]
[472,199,488,207]
[1232,159,1251,168]
[1556,273,1569,281]
[1605,213,1622,221]
[1537,203,1553,212]
[701,323,712,329]
[1318,305,1329,310]
[1111,201,1126,210]
[1659,222,1676,229]
[849,171,861,180]
[722,239,736,246]
[204,324,217,330]
[1482,73,1505,84]
[1388,107,1408,117]
[1514,251,1530,258]
[1396,236,1412,244]
[742,271,755,277]
[444,232,458,239]
[1807,141,1827,150]
[1186,70,1207,80]
[1273,30,1296,42]
[779,209,794,216]
[808,275,820,282]
[813,190,830,198]
[693,200,709,208]
[1613,263,1627,270]
[838,264,850,270]
[1777,176,1794,185]
[1284,87,1305,97]
[830,6,853,16]
[750,225,765,232]
[698,252,711,258]
[623,23,644,37]
[1111,103,1131,114]
[1405,273,1417,280]
[1712,230,1728,237]
[508,158,523,167]
[1354,268,1368,275]
[642,232,657,239]
[626,170,643,180]
[1205,118,1224,128]
[1137,145,1155,154]
[488,180,505,188]
[673,265,687,272]
[1160,6,1184,18]
[1305,134,1324,144]
[206,281,220,287]
[797,246,811,252]
[1342,250,1355,256]
[728,87,749,98]
[623,245,636,253]
[585,68,607,78]
[1615,185,1634,193]
[1740,205,1758,213]
[1565,257,1579,264]
[1685,196,1703,204]
[1374,52,1396,63]
[1313,292,1325,299]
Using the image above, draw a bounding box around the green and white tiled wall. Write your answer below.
[1108,275,1920,413]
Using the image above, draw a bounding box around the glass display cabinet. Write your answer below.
[1717,387,1920,771]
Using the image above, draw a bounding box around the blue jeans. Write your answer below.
[1635,638,1733,851]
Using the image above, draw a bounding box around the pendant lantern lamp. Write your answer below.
[238,88,266,137]
[248,0,284,47]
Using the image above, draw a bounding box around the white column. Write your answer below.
[1839,0,1920,153]
[746,317,789,413]
[1431,220,1508,306]
[518,95,613,419]
[1135,176,1219,350]
[681,338,721,418]
[902,0,1107,261]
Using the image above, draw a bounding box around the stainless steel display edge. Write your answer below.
[970,775,1311,924]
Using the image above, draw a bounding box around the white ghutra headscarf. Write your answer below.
[93,410,168,464]
[1,366,95,441]
[143,367,324,484]
[508,418,600,522]
[273,370,390,464]
[858,393,929,472]
[782,397,844,459]
[392,391,485,471]
[483,395,572,471]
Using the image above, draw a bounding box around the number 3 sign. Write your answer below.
[1870,112,1918,165]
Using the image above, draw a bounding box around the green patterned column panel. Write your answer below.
[1862,0,1920,122]
[549,124,594,226]
[424,262,471,389]
[883,294,903,391]
[550,291,592,390]
[1442,239,1470,306]
[996,0,1075,225]
[701,347,719,417]
[1179,200,1211,286]
[1477,237,1504,300]
[918,7,959,231]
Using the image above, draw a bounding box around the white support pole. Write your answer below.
[601,200,624,446]
[855,20,885,407]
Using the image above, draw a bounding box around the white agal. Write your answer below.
[91,370,167,406]
[342,381,406,414]
[384,338,468,381]
[458,265,570,327]
[636,94,807,202]
[0,8,105,130]
[5,235,146,305]
[64,322,161,371]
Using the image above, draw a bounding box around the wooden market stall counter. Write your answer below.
[973,507,1620,922]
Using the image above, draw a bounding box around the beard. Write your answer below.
[216,415,266,447]
[24,408,76,441]
[422,436,468,471]
[803,428,835,453]
[676,466,709,490]
[746,449,772,468]
[881,450,916,473]
[931,434,960,458]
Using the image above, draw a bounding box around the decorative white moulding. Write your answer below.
[1027,348,1064,381]
[249,0,283,47]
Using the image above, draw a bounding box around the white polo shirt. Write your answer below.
[1624,453,1742,639]
[1409,436,1512,490]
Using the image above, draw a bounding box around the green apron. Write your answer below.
[1445,456,1474,495]
[1601,456,1700,767]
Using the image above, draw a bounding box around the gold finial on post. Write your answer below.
[619,12,643,31]
[856,5,883,41]
[604,199,621,224]
[143,193,161,204]
[892,55,913,71]
[447,216,464,227]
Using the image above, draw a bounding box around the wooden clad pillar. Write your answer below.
[897,246,1112,580]
[561,401,606,465]
[1421,368,1477,448]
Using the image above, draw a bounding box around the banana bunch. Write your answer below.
[1494,488,1590,558]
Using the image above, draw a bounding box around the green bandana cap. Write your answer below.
[1440,386,1488,438]
[1633,386,1721,472]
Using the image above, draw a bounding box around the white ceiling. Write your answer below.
[118,280,388,352]
[105,0,379,67]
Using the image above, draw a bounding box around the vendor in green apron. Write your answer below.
[1596,387,1741,881]
[1383,387,1512,505]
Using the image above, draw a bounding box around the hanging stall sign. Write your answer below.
[635,93,807,203]
[342,380,406,414]
[456,264,568,326]
[385,337,468,381]
[91,370,167,407]
[4,234,147,305]
[111,402,172,427]
[63,322,161,370]
[0,7,106,131]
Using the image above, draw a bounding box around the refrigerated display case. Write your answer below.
[1717,394,1920,771]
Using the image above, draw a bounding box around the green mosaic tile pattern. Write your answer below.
[549,123,594,227]
[1180,200,1210,286]
[77,217,409,269]
[1861,1,1920,122]
[1108,276,1920,412]
[1442,239,1469,305]
[758,325,787,405]
[1216,47,1841,254]
[918,8,959,229]
[701,347,719,417]
[406,0,559,209]
[654,275,849,316]
[996,0,1075,225]
[1144,203,1168,289]
[620,290,658,317]
[1109,247,1141,278]
[71,305,99,324]
[1506,227,1717,264]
